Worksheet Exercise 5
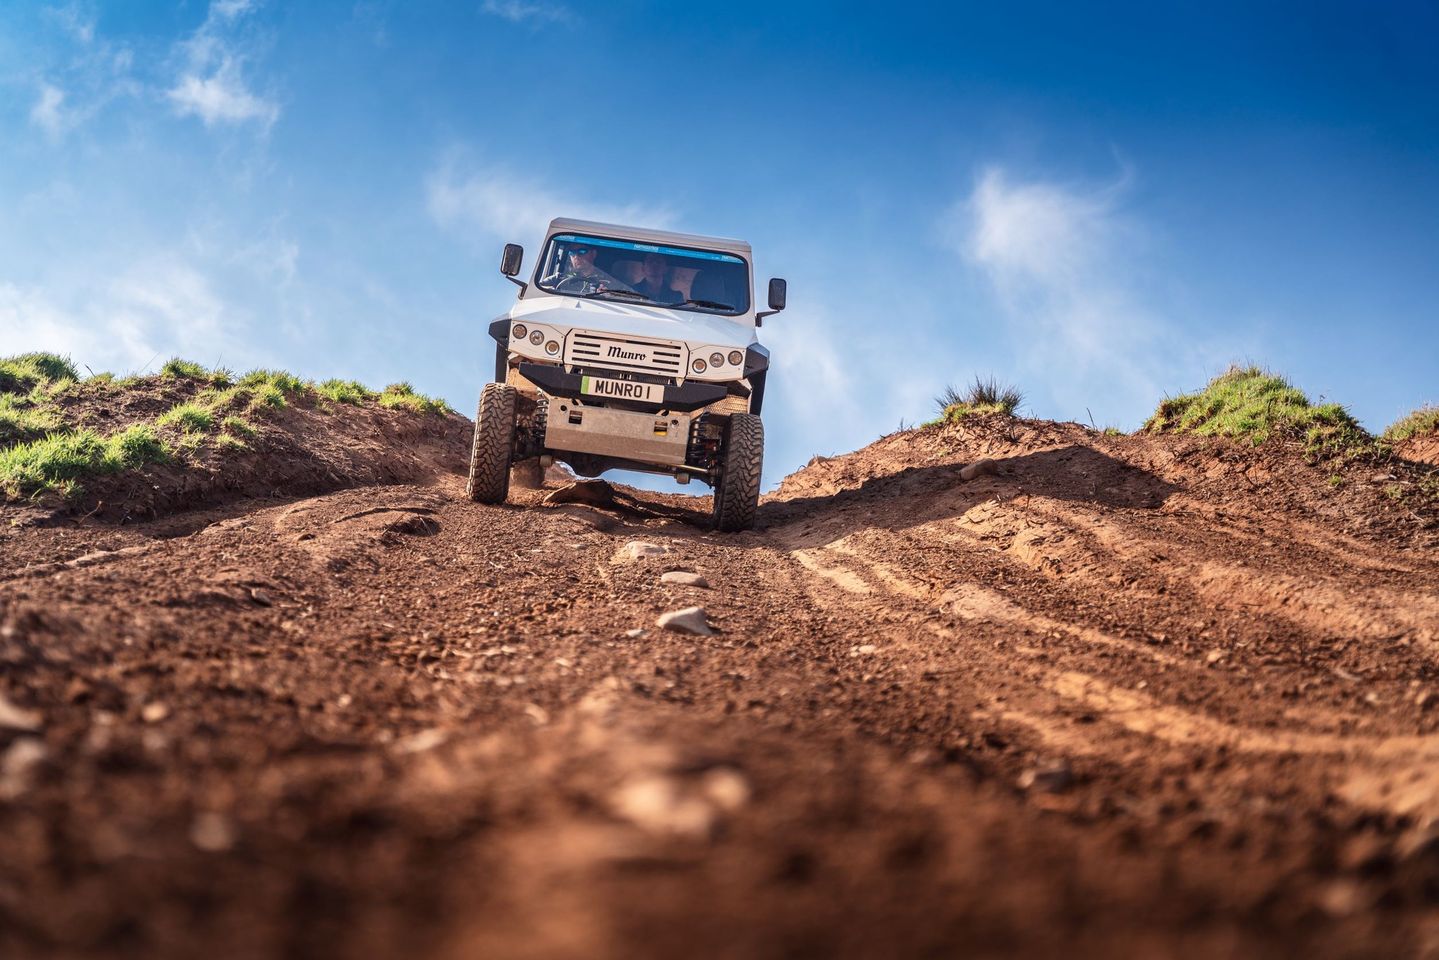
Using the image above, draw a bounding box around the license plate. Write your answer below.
[579,375,661,403]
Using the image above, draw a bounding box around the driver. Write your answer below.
[548,243,611,295]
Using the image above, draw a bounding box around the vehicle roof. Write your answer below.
[547,218,752,258]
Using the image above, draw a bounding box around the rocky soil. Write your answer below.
[2,414,1438,959]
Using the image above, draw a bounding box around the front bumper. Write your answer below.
[516,362,727,413]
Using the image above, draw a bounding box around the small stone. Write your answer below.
[0,693,41,732]
[0,738,47,799]
[959,458,997,481]
[620,541,669,561]
[395,728,448,753]
[661,571,710,589]
[850,644,878,656]
[189,812,237,853]
[141,702,170,724]
[701,767,751,812]
[1205,649,1224,664]
[249,588,273,607]
[1416,691,1433,711]
[625,628,646,639]
[1018,758,1074,793]
[543,479,615,506]
[611,774,715,839]
[656,607,715,636]
[524,703,550,725]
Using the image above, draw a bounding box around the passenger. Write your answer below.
[631,252,683,303]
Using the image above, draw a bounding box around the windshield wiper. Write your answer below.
[676,298,735,311]
[586,288,655,303]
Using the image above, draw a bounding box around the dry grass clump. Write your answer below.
[932,375,1023,425]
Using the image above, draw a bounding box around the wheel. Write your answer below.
[466,383,516,504]
[711,413,763,532]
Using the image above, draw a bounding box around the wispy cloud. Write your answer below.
[480,0,574,25]
[953,165,1218,424]
[29,83,69,138]
[0,257,248,377]
[425,156,674,244]
[167,0,279,129]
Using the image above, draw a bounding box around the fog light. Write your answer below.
[529,330,544,346]
[692,358,707,373]
[709,352,724,368]
[728,350,744,366]
[511,323,527,340]
[544,340,559,355]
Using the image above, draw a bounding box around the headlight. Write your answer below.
[728,350,744,366]
[544,340,559,355]
[511,323,527,340]
[529,330,544,346]
[709,352,724,368]
[692,358,707,373]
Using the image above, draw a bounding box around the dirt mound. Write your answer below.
[1,375,470,525]
[1396,434,1439,466]
[3,408,1439,959]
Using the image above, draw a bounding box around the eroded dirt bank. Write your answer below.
[2,417,1438,959]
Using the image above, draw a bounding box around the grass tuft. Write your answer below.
[1,352,80,394]
[317,379,376,405]
[1383,405,1439,444]
[1144,366,1369,459]
[932,375,1023,424]
[156,402,215,434]
[160,358,208,380]
[378,381,450,414]
[0,424,168,498]
[221,415,256,438]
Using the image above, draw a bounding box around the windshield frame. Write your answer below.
[529,232,753,318]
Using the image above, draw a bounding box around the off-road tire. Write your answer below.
[466,383,517,504]
[712,413,763,532]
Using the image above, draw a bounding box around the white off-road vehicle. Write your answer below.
[466,218,786,531]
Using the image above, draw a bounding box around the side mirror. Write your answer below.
[767,277,787,312]
[500,243,524,277]
[757,277,786,323]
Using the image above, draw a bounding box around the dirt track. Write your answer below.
[3,416,1438,959]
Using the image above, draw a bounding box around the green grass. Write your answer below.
[160,357,208,379]
[0,424,168,498]
[1144,366,1370,459]
[221,415,256,438]
[316,379,376,404]
[378,381,451,414]
[1384,405,1439,443]
[0,397,62,446]
[0,352,80,394]
[156,402,215,433]
[930,375,1023,425]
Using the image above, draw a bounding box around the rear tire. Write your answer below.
[466,383,516,504]
[712,413,763,532]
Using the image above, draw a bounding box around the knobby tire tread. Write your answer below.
[466,383,516,504]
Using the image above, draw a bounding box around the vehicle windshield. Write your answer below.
[534,233,750,316]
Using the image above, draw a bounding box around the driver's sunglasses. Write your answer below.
[572,247,595,255]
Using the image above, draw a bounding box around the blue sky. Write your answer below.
[3,1,1437,488]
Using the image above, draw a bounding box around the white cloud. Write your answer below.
[29,83,69,138]
[168,62,279,127]
[954,165,1216,424]
[480,0,573,24]
[0,259,250,377]
[426,158,675,244]
[167,0,279,130]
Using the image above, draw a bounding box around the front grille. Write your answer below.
[565,332,685,378]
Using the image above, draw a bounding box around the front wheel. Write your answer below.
[466,383,517,504]
[712,413,763,532]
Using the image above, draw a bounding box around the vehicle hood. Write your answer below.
[508,297,757,350]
